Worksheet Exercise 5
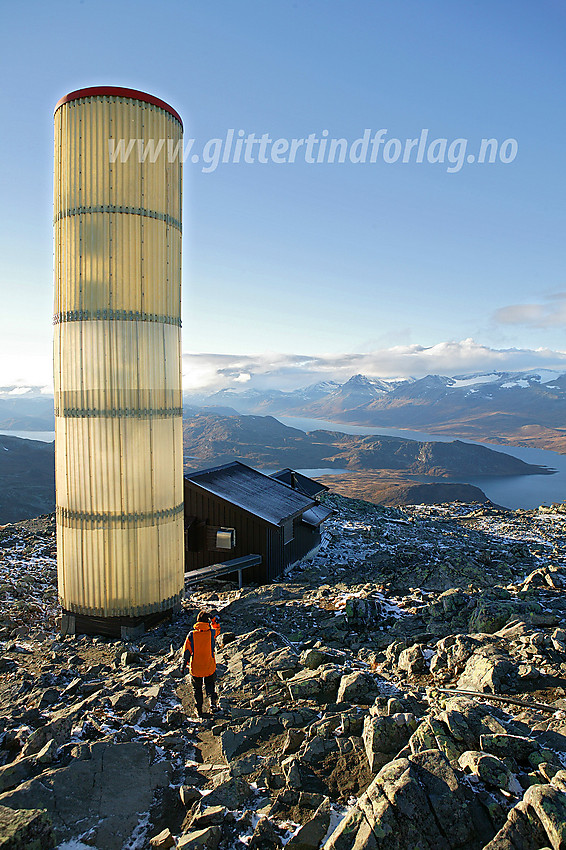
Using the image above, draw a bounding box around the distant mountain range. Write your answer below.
[0,387,55,430]
[185,370,566,453]
[2,368,566,455]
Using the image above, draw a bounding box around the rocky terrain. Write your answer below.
[0,495,566,848]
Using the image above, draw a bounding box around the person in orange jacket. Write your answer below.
[181,610,221,718]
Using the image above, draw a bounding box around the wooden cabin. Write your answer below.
[184,461,333,583]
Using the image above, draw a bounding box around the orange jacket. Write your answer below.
[182,617,221,678]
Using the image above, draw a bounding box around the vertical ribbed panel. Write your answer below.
[54,93,184,618]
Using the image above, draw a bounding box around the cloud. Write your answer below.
[182,339,566,393]
[494,293,566,328]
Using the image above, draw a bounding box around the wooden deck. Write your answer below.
[185,554,262,589]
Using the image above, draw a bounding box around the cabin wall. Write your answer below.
[184,482,282,583]
[287,520,321,567]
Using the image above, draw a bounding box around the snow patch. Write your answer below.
[449,373,502,388]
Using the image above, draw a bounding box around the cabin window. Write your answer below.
[206,525,236,550]
[216,528,236,549]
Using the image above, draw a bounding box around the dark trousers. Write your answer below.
[191,672,217,713]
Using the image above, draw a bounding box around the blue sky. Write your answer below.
[0,0,565,389]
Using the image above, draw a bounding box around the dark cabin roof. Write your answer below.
[270,468,329,499]
[301,505,334,527]
[184,462,315,527]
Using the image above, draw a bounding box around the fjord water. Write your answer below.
[2,422,565,510]
[277,416,566,510]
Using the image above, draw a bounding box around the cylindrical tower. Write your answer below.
[53,87,184,635]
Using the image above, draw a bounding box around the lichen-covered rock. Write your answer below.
[456,648,514,693]
[0,804,56,849]
[0,756,36,793]
[363,714,417,771]
[408,715,461,762]
[551,771,566,794]
[479,733,541,763]
[324,749,485,850]
[458,750,515,791]
[301,648,327,670]
[482,798,549,850]
[523,784,566,850]
[286,666,341,703]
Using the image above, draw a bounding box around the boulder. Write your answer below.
[397,644,426,676]
[458,751,515,791]
[201,777,251,809]
[479,734,541,764]
[482,798,549,850]
[282,728,306,756]
[249,817,283,850]
[287,666,341,704]
[150,827,176,849]
[178,826,222,850]
[456,649,514,694]
[189,805,227,828]
[180,785,202,807]
[301,648,327,670]
[324,748,483,850]
[221,716,280,762]
[287,798,331,850]
[363,714,417,771]
[0,741,171,849]
[523,783,566,849]
[0,804,56,849]
[337,671,380,705]
[0,756,37,793]
[21,693,99,756]
[264,647,300,674]
[109,690,139,712]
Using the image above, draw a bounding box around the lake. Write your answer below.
[277,415,566,510]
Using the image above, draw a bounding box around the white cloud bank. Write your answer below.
[182,339,566,393]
